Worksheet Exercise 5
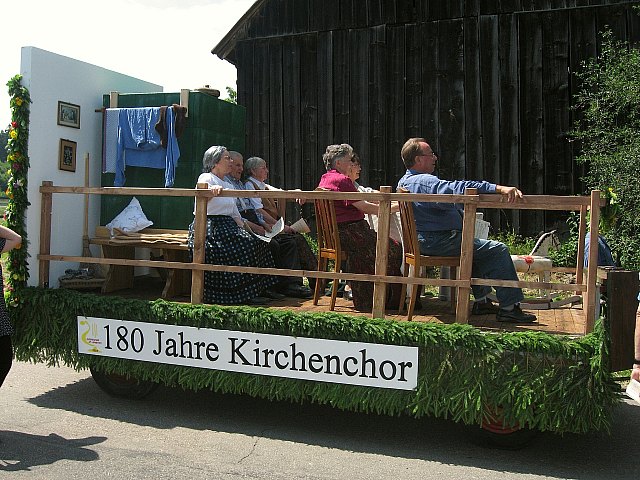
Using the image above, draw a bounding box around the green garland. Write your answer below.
[5,74,30,306]
[11,287,620,435]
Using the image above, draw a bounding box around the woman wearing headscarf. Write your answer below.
[317,144,403,312]
[188,145,278,305]
[243,156,318,293]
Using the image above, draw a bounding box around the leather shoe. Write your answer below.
[281,285,313,299]
[472,300,500,315]
[245,296,271,306]
[264,289,286,300]
[496,305,537,323]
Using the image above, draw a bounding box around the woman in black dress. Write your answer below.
[0,225,22,387]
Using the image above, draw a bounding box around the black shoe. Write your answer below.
[472,300,501,315]
[246,296,271,306]
[281,285,313,299]
[264,289,286,300]
[496,305,537,323]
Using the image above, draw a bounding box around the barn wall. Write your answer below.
[235,1,640,234]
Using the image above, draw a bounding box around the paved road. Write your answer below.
[0,361,638,479]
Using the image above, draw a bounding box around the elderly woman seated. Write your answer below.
[187,145,279,305]
[317,144,403,312]
[243,155,318,294]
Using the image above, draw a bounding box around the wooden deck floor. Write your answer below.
[93,275,587,337]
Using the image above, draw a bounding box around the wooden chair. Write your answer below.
[397,187,461,320]
[312,188,348,311]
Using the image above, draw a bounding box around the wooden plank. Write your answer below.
[607,270,640,371]
[367,0,384,26]
[386,26,406,185]
[371,186,392,318]
[478,15,501,228]
[333,29,350,142]
[405,24,423,140]
[542,9,571,232]
[369,26,388,188]
[498,13,520,230]
[300,34,319,195]
[349,29,371,183]
[585,190,601,333]
[455,188,477,324]
[191,183,208,304]
[438,19,466,180]
[518,12,545,232]
[464,17,483,181]
[421,20,440,156]
[39,181,53,288]
[316,31,334,162]
[268,38,286,188]
[568,7,596,195]
[282,36,302,190]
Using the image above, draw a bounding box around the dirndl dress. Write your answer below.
[0,239,13,337]
[188,215,278,304]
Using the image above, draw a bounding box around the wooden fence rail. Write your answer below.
[38,182,604,333]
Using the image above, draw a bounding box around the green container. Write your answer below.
[100,92,245,229]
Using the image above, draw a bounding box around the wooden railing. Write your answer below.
[38,181,604,333]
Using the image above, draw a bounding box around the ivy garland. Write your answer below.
[5,74,31,306]
[10,287,619,435]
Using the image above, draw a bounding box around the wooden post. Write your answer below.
[576,204,587,293]
[39,181,53,288]
[190,183,208,304]
[372,186,392,319]
[606,269,640,371]
[455,188,477,324]
[585,190,601,333]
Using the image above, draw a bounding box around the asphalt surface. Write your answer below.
[1,361,639,479]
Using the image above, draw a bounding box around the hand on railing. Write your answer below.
[496,185,523,203]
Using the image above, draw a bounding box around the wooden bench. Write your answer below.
[90,226,191,299]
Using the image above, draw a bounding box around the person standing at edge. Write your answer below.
[632,292,640,382]
[0,225,22,387]
[397,137,536,323]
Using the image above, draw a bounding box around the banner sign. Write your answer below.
[78,316,419,390]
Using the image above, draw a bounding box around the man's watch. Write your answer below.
[634,359,640,366]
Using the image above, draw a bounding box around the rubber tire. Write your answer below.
[472,424,539,450]
[90,367,158,399]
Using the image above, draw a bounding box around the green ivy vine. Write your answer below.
[5,74,31,306]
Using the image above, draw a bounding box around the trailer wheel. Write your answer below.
[90,367,158,399]
[471,407,539,450]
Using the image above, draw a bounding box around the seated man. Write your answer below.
[226,151,312,299]
[397,137,536,323]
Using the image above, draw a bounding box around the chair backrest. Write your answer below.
[397,187,421,259]
[314,188,342,258]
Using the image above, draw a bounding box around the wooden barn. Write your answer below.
[212,0,640,234]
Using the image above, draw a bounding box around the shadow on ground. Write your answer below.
[28,377,639,480]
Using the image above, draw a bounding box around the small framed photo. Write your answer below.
[57,101,81,128]
[59,139,77,172]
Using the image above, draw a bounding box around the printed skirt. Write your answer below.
[188,216,278,304]
[338,219,403,312]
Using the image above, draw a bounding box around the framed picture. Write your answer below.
[59,139,77,172]
[57,101,80,128]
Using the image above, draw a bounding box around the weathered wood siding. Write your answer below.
[234,1,640,234]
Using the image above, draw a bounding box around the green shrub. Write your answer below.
[570,28,640,269]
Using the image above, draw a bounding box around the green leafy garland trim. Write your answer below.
[5,74,31,305]
[11,287,619,435]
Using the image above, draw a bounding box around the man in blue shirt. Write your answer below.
[397,137,535,323]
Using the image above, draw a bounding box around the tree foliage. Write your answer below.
[571,29,640,269]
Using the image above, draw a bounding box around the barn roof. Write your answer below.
[211,0,265,64]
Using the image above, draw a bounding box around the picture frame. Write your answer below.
[57,101,81,128]
[59,139,77,172]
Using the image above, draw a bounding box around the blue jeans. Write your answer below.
[417,230,523,308]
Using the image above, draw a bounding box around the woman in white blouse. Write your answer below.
[187,146,278,305]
